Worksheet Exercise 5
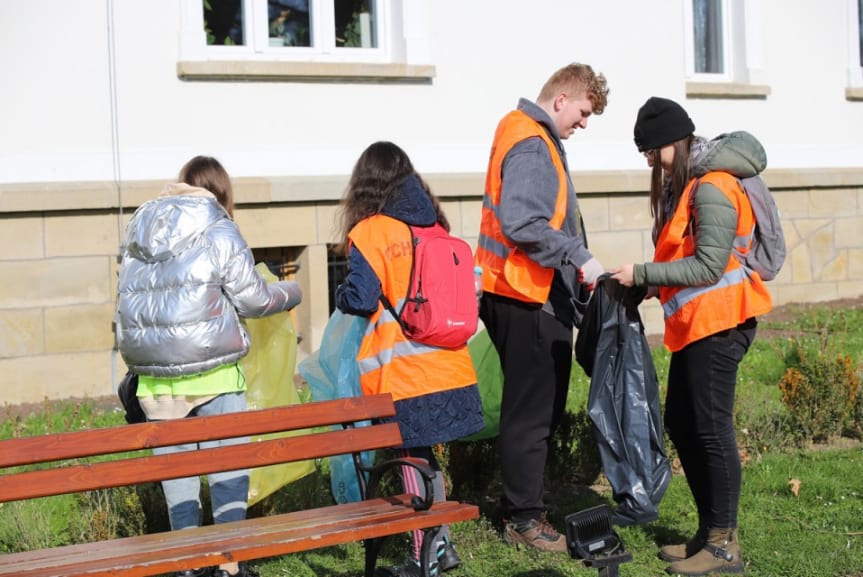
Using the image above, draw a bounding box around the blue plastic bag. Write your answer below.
[298,309,375,503]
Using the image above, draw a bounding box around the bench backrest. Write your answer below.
[0,394,399,504]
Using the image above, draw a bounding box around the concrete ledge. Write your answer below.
[177,60,435,83]
[846,86,863,101]
[2,168,862,214]
[686,81,771,99]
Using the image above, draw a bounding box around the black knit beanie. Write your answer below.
[633,96,695,152]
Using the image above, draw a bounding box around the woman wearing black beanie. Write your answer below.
[611,98,774,575]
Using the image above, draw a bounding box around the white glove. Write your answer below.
[578,257,604,289]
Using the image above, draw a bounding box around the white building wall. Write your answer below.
[2,0,861,186]
[2,0,863,402]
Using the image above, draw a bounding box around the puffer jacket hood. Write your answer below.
[125,185,224,263]
[691,130,767,179]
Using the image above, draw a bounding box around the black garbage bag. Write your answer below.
[574,275,671,526]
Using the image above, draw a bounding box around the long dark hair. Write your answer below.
[178,156,234,217]
[337,141,449,248]
[649,136,694,235]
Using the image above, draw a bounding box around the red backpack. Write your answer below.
[381,223,478,349]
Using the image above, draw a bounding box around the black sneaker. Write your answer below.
[503,512,567,553]
[436,539,462,572]
[177,569,212,577]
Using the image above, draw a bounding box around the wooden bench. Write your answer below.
[0,393,478,577]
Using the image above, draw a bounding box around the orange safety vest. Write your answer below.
[348,215,477,401]
[656,171,773,352]
[475,110,570,304]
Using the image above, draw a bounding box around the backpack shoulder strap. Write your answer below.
[377,221,415,331]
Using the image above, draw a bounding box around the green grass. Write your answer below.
[2,301,862,575]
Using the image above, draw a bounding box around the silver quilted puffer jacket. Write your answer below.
[116,191,302,378]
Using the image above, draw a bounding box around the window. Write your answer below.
[327,245,348,315]
[847,0,863,98]
[858,0,863,67]
[683,0,770,98]
[685,0,731,80]
[204,1,379,52]
[179,0,435,81]
[692,0,725,74]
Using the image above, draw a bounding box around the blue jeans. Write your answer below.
[665,319,756,529]
[152,392,250,530]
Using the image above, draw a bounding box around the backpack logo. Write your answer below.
[382,223,478,348]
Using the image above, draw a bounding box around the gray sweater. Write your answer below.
[498,98,594,323]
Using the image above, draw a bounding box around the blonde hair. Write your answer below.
[537,63,609,115]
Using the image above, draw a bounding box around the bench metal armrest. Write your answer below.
[361,457,435,511]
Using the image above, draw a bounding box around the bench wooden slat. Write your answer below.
[0,423,401,503]
[0,394,396,468]
[0,496,479,577]
[0,393,482,577]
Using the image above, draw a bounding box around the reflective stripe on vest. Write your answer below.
[657,172,772,352]
[475,109,570,304]
[348,215,477,401]
[661,267,748,318]
[356,298,444,374]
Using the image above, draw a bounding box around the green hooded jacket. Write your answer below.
[633,131,767,288]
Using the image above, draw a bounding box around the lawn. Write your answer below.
[1,299,862,576]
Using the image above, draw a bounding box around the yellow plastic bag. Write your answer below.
[241,263,315,506]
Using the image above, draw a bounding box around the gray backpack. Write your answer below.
[692,174,786,281]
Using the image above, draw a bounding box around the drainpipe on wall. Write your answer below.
[106,0,124,388]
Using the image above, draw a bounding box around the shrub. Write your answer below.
[547,409,601,486]
[71,487,147,543]
[444,409,601,505]
[847,379,863,440]
[779,340,860,444]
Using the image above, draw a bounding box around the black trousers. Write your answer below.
[665,318,756,530]
[480,293,573,523]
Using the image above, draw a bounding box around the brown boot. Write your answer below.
[503,513,567,553]
[659,526,707,562]
[666,528,743,575]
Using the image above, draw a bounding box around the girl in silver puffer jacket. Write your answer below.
[115,156,301,577]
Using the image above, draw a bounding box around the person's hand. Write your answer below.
[609,264,635,287]
[578,257,604,289]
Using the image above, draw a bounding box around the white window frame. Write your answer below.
[684,0,733,82]
[188,1,389,62]
[177,0,434,80]
[848,0,863,88]
[683,0,769,98]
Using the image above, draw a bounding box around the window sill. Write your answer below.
[846,87,863,101]
[685,81,771,99]
[176,60,436,83]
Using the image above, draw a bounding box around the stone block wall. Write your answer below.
[1,168,861,403]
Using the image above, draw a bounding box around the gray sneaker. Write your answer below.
[212,565,259,577]
[503,513,567,553]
